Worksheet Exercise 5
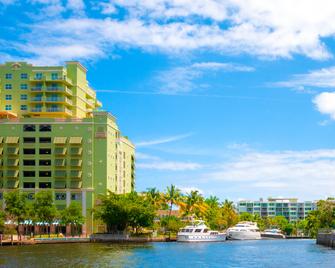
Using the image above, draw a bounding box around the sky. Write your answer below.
[1,0,335,201]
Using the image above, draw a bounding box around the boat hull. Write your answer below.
[227,231,261,240]
[177,233,226,242]
[261,233,286,239]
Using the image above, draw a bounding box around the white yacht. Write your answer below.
[177,220,226,242]
[227,221,261,240]
[261,229,286,239]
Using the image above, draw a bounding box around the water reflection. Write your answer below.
[0,240,333,268]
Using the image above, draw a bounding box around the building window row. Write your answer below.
[23,171,52,177]
[23,124,52,132]
[3,84,29,90]
[23,148,51,155]
[5,73,28,79]
[23,137,51,144]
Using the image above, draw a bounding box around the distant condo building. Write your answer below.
[0,61,135,234]
[237,198,317,222]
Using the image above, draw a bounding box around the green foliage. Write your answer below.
[4,191,29,224]
[239,212,254,222]
[33,190,58,224]
[60,202,85,226]
[95,192,155,233]
[160,216,184,233]
[0,210,5,234]
[179,190,208,218]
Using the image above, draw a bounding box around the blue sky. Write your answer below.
[2,0,335,201]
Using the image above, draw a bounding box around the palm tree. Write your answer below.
[164,185,181,239]
[164,185,181,218]
[180,190,208,218]
[145,188,163,210]
[221,199,239,229]
[205,195,220,208]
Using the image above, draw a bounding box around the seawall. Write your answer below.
[316,230,335,248]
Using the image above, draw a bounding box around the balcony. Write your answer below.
[70,147,82,156]
[30,97,43,102]
[45,76,73,86]
[46,86,73,95]
[7,159,19,167]
[70,170,82,179]
[55,159,66,167]
[55,170,67,178]
[31,87,43,92]
[30,108,42,113]
[7,147,19,155]
[45,97,73,105]
[7,170,19,178]
[70,159,82,167]
[54,147,67,155]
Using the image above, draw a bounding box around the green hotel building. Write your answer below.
[237,198,317,222]
[0,61,135,235]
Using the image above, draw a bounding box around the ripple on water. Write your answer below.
[0,240,333,268]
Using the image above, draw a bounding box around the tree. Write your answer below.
[95,192,155,233]
[160,216,183,234]
[239,212,254,222]
[60,202,85,236]
[145,188,164,210]
[164,185,181,218]
[4,191,29,235]
[163,185,182,239]
[205,196,222,230]
[33,190,58,235]
[179,190,208,218]
[221,200,239,229]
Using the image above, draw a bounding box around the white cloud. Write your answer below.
[178,186,204,195]
[136,133,193,147]
[4,1,335,63]
[66,0,85,14]
[200,149,335,198]
[137,161,202,171]
[157,62,254,94]
[275,66,335,90]
[313,92,335,120]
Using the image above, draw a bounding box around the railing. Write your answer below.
[31,108,42,112]
[31,87,43,91]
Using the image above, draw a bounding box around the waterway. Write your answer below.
[0,239,333,267]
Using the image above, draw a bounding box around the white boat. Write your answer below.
[177,220,226,242]
[261,229,286,239]
[227,221,261,240]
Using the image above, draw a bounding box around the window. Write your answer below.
[21,73,28,79]
[23,148,35,155]
[5,105,12,111]
[39,159,51,166]
[35,73,43,80]
[5,95,12,100]
[21,105,28,111]
[20,94,28,100]
[23,125,36,132]
[23,160,35,166]
[39,148,51,154]
[39,124,51,132]
[23,137,35,143]
[71,193,81,200]
[39,171,51,177]
[20,84,28,90]
[55,193,66,200]
[5,84,12,90]
[23,171,35,177]
[23,182,35,189]
[51,73,58,80]
[5,73,12,79]
[39,137,51,143]
[39,182,51,188]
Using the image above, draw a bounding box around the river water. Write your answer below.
[0,239,333,267]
